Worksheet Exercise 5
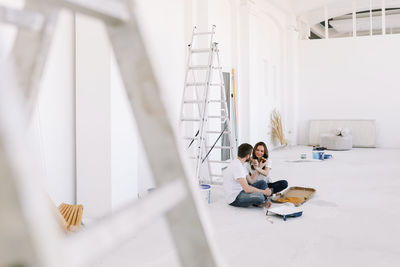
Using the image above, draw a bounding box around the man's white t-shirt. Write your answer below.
[223,158,247,204]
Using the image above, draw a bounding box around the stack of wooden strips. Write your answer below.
[270,109,287,146]
[57,203,83,232]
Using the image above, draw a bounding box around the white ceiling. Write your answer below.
[269,0,400,23]
[289,0,400,15]
[266,0,400,37]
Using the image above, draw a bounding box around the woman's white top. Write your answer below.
[245,159,272,183]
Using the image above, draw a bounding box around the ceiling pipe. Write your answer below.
[310,23,326,38]
[382,0,386,35]
[324,5,329,38]
[353,0,357,37]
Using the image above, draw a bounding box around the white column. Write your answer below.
[75,14,111,220]
[237,0,250,143]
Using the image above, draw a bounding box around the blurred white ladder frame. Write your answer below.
[179,25,236,185]
[0,1,223,267]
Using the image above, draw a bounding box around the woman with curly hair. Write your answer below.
[245,141,288,195]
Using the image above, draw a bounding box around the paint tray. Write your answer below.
[272,186,316,206]
[266,206,303,221]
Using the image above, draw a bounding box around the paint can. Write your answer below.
[200,184,211,204]
[312,151,325,160]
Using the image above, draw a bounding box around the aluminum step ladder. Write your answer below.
[0,1,223,267]
[179,26,236,185]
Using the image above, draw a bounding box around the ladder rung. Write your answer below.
[189,65,209,70]
[207,146,231,149]
[194,31,215,35]
[207,130,229,133]
[183,100,203,104]
[209,160,231,164]
[191,48,212,53]
[183,100,223,104]
[183,136,201,140]
[186,82,207,86]
[185,83,224,87]
[188,66,223,70]
[210,180,223,185]
[181,117,201,122]
[208,115,228,119]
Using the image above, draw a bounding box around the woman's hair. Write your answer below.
[251,142,269,170]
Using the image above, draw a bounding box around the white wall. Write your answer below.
[238,0,298,148]
[297,34,400,148]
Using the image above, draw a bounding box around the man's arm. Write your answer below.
[246,171,259,184]
[238,178,271,196]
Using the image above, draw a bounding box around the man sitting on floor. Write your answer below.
[223,143,272,207]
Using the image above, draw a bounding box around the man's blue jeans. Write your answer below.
[230,180,288,207]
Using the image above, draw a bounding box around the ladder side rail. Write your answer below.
[0,5,45,31]
[10,0,60,115]
[195,26,216,182]
[204,45,224,185]
[203,26,218,185]
[181,27,205,162]
[0,31,68,267]
[191,25,208,119]
[179,26,197,125]
[179,46,194,125]
[215,46,236,160]
[187,68,205,164]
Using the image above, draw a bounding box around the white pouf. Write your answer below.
[320,134,353,150]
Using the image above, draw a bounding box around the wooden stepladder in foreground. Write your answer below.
[0,1,224,267]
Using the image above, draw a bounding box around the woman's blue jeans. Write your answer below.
[230,179,288,207]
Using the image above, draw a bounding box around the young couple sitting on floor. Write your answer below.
[223,142,288,208]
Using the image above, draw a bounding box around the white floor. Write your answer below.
[94,146,400,267]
